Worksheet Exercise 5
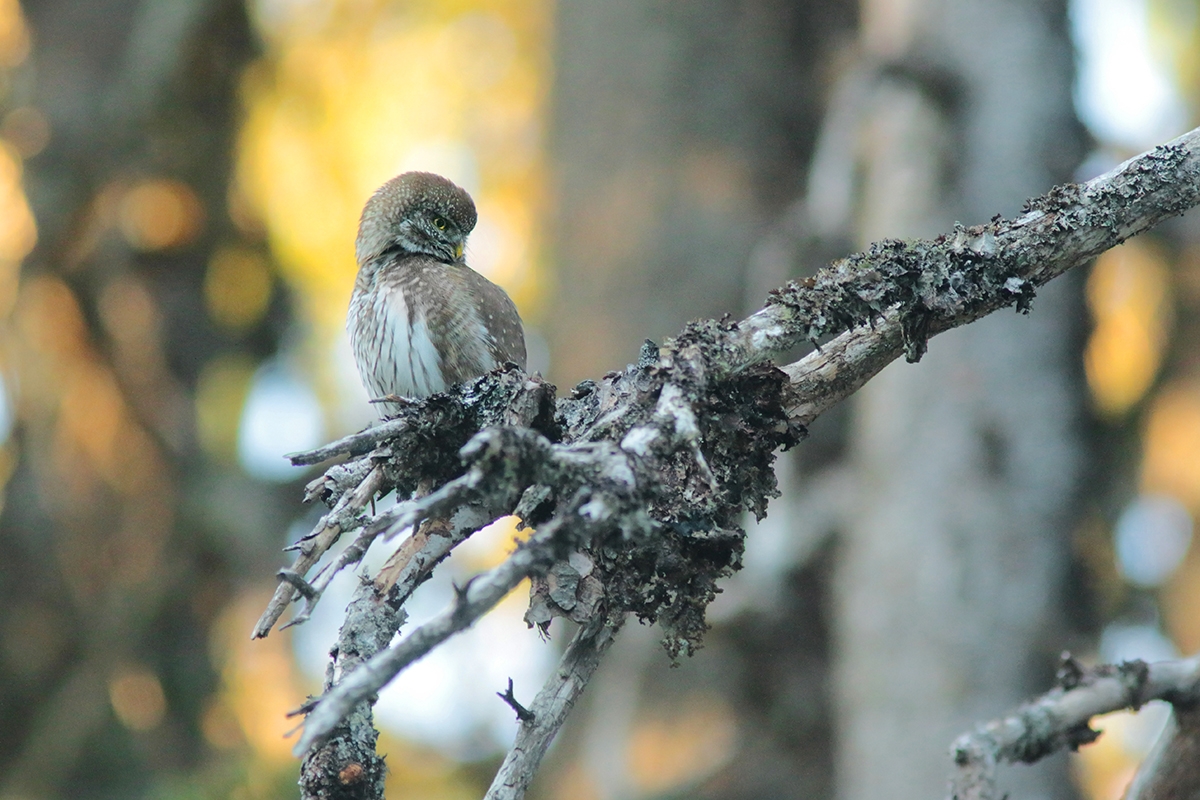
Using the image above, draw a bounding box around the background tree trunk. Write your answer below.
[544,1,855,798]
[548,0,856,387]
[833,1,1088,799]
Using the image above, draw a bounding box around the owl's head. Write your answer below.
[356,172,478,266]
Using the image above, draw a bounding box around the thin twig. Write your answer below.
[252,465,384,638]
[279,468,488,629]
[485,613,625,800]
[496,678,536,723]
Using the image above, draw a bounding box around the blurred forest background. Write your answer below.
[1,0,1200,798]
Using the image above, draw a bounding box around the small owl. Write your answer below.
[347,172,527,415]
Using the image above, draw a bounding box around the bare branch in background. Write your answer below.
[949,655,1200,800]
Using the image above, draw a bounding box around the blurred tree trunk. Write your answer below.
[545,2,855,799]
[548,0,855,388]
[832,1,1088,799]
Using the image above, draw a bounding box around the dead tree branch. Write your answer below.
[949,655,1200,800]
[271,127,1200,800]
[760,127,1200,424]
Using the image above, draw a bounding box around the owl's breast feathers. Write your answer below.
[348,252,526,404]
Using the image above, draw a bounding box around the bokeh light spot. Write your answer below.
[98,275,160,351]
[201,696,246,751]
[1114,494,1192,587]
[1142,382,1200,510]
[625,698,736,794]
[118,179,204,251]
[1084,241,1170,416]
[237,360,323,481]
[205,247,274,331]
[1071,0,1187,149]
[108,665,168,731]
[1,106,49,158]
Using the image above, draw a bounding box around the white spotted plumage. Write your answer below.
[348,275,448,405]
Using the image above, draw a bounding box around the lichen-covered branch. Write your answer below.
[295,520,556,756]
[756,127,1200,425]
[268,127,1200,800]
[949,655,1200,800]
[294,426,657,754]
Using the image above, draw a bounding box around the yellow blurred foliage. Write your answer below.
[1141,381,1200,509]
[0,0,29,68]
[552,762,602,800]
[201,693,248,751]
[14,275,165,498]
[237,0,550,411]
[0,140,36,319]
[97,274,163,381]
[14,276,88,399]
[210,591,313,764]
[1072,712,1139,800]
[378,733,485,800]
[0,141,35,259]
[1147,0,1200,99]
[1148,382,1200,654]
[455,515,529,571]
[57,359,131,490]
[1162,536,1200,654]
[1084,240,1171,416]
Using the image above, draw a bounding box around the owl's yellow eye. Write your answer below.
[433,216,447,230]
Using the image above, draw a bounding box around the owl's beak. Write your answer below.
[453,243,464,260]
